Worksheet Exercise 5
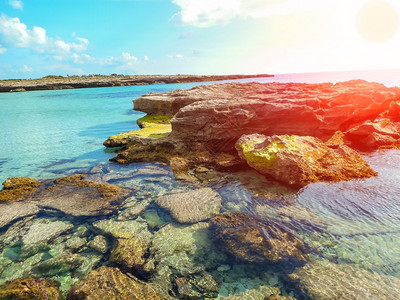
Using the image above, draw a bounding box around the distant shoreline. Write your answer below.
[0,74,274,93]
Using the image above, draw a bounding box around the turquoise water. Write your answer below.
[0,77,284,184]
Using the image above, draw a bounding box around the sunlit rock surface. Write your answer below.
[155,188,222,223]
[66,266,168,300]
[289,259,400,300]
[236,134,377,187]
[0,277,63,300]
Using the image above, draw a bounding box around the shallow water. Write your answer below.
[1,73,400,298]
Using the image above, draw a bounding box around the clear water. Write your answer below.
[1,72,400,298]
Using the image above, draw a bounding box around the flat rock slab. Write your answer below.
[156,188,222,223]
[0,175,131,230]
[0,201,39,228]
[289,260,400,300]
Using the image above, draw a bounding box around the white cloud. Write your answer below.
[168,54,185,59]
[72,53,94,64]
[172,0,332,27]
[0,15,89,54]
[144,55,149,61]
[22,65,32,72]
[9,0,23,10]
[0,45,6,54]
[121,52,138,65]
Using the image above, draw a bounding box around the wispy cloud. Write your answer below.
[172,0,332,27]
[22,64,32,72]
[9,0,23,10]
[0,15,89,54]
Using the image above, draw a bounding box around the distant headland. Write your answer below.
[0,74,274,93]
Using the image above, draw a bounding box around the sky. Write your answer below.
[0,0,400,79]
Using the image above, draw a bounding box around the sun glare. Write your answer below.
[356,0,400,42]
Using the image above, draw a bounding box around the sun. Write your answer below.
[356,0,400,42]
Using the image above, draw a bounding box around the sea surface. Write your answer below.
[1,70,400,298]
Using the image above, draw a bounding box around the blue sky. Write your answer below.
[1,0,400,79]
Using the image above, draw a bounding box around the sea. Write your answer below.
[1,70,400,298]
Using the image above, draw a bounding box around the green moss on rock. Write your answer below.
[137,115,173,128]
[0,177,40,201]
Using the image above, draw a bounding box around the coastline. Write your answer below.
[0,74,273,93]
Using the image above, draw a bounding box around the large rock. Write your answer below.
[0,277,62,300]
[289,259,400,300]
[209,212,308,264]
[236,134,377,187]
[155,188,222,223]
[133,80,400,151]
[66,266,168,300]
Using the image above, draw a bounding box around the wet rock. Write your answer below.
[0,202,39,229]
[93,218,152,272]
[35,174,130,216]
[65,236,87,251]
[0,177,40,201]
[169,156,196,182]
[149,222,225,277]
[66,266,168,300]
[93,219,149,239]
[236,134,377,187]
[87,235,109,254]
[175,273,219,299]
[220,286,293,300]
[53,174,127,199]
[21,218,73,257]
[210,212,308,264]
[33,253,85,276]
[289,259,400,300]
[110,235,152,272]
[155,188,222,223]
[117,199,151,221]
[143,209,165,228]
[0,277,62,300]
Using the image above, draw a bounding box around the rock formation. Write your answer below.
[236,134,377,187]
[108,80,400,186]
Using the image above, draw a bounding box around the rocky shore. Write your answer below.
[107,79,400,187]
[2,79,400,299]
[0,74,273,93]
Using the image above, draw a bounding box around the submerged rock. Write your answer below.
[34,174,130,217]
[0,277,62,300]
[0,177,40,201]
[155,188,222,223]
[289,259,400,300]
[66,266,168,300]
[236,134,377,187]
[210,212,308,264]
